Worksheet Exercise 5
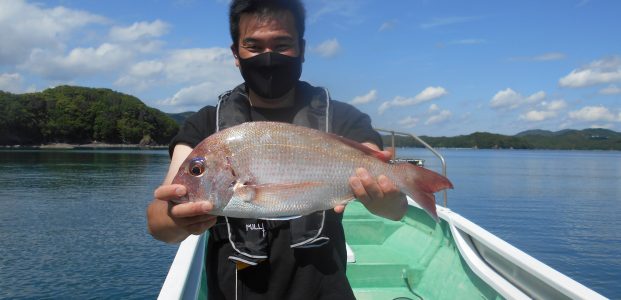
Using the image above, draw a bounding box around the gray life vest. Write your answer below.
[210,81,334,267]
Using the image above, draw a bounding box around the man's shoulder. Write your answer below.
[186,105,217,123]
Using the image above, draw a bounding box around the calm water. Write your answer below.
[0,149,620,299]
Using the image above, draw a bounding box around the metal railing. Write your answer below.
[375,128,448,207]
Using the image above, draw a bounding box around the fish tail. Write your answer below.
[392,163,453,222]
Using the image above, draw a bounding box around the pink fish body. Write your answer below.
[172,122,452,220]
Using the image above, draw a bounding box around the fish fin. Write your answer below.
[259,215,303,221]
[325,133,390,161]
[393,163,453,222]
[236,182,324,206]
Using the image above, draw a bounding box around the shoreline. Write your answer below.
[1,143,168,150]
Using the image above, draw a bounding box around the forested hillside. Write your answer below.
[382,129,621,150]
[0,86,178,145]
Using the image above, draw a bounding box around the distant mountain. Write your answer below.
[167,111,195,126]
[515,129,557,137]
[384,129,621,150]
[513,128,621,150]
[0,86,179,145]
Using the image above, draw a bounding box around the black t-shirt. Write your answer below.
[169,94,381,300]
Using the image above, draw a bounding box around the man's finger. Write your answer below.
[154,184,186,200]
[356,168,384,202]
[349,176,369,202]
[378,175,399,194]
[169,201,213,218]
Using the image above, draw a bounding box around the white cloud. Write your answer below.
[448,39,485,45]
[568,106,619,122]
[0,73,23,93]
[109,20,169,42]
[159,81,223,111]
[0,0,107,64]
[544,100,567,111]
[379,20,396,32]
[350,89,377,105]
[559,56,621,88]
[428,103,440,112]
[115,60,165,91]
[24,43,133,80]
[425,110,452,125]
[379,86,448,114]
[600,84,621,95]
[420,16,479,29]
[533,52,566,61]
[378,86,448,114]
[313,38,341,58]
[308,0,361,24]
[511,52,566,62]
[398,116,419,128]
[490,88,545,110]
[116,47,240,92]
[520,110,558,122]
[519,99,566,122]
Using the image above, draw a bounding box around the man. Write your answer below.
[147,0,407,298]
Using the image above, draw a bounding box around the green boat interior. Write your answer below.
[343,201,503,300]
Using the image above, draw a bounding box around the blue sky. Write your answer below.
[1,0,620,136]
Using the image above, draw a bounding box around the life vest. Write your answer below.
[209,81,334,267]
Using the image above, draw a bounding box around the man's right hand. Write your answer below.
[147,143,217,244]
[154,184,218,236]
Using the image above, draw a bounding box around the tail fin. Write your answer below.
[393,163,453,222]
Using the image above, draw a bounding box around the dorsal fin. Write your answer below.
[326,133,390,162]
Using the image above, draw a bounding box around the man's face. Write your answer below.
[233,11,304,66]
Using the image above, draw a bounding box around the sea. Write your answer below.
[0,148,619,299]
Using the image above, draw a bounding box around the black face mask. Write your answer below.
[238,52,302,99]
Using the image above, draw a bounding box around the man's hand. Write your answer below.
[335,144,408,221]
[148,144,218,244]
[153,184,218,236]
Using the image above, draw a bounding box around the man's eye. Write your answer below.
[244,45,261,52]
[275,44,292,52]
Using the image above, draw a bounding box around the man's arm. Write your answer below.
[336,142,408,221]
[146,144,217,244]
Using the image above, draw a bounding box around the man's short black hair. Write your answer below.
[229,0,306,49]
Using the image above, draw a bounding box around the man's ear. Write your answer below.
[300,38,305,63]
[231,44,240,67]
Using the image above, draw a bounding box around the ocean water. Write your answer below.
[0,149,619,299]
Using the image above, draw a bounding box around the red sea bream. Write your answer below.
[172,122,453,220]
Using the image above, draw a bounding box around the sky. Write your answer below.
[1,0,620,136]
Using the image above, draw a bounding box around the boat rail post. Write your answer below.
[375,128,448,207]
[391,131,396,161]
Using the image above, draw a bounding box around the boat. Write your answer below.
[157,129,607,300]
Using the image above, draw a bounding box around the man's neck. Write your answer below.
[248,88,296,108]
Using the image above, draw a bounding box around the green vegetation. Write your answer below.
[0,86,178,146]
[383,129,621,150]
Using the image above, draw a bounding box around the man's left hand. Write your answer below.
[334,144,408,221]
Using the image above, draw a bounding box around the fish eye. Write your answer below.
[188,157,207,177]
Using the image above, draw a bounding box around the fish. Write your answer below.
[171,121,453,221]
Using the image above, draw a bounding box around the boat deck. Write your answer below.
[343,201,503,300]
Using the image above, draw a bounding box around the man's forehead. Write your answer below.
[238,11,298,38]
